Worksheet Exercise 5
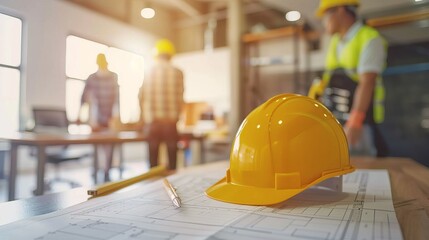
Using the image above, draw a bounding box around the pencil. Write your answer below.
[87,165,166,197]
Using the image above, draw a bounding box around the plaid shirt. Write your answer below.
[81,71,119,127]
[139,60,184,123]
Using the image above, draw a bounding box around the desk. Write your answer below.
[351,157,429,240]
[0,157,428,239]
[1,131,206,201]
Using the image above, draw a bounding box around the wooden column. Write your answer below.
[228,0,245,135]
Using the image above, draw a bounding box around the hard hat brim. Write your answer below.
[205,167,355,206]
[315,8,326,18]
[205,177,305,206]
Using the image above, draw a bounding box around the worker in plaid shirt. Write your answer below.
[79,53,119,181]
[139,39,184,170]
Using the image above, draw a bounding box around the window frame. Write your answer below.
[0,12,23,132]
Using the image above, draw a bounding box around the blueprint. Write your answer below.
[0,167,403,240]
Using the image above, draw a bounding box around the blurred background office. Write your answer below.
[0,0,428,201]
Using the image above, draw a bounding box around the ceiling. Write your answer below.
[63,0,429,45]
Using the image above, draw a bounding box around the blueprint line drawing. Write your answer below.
[0,170,403,240]
[208,171,402,240]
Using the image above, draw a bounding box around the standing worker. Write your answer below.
[310,0,388,156]
[79,53,120,181]
[139,39,185,170]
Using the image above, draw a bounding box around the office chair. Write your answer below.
[32,107,91,189]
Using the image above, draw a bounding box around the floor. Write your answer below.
[0,157,150,202]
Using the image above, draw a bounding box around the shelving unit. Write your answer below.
[241,25,319,113]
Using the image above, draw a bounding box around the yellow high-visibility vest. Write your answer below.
[322,25,386,123]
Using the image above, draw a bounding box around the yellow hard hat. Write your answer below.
[154,39,176,57]
[205,94,354,205]
[96,53,108,69]
[316,0,360,17]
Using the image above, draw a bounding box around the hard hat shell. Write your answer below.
[206,94,354,205]
[316,0,360,17]
[154,39,176,57]
[96,53,108,69]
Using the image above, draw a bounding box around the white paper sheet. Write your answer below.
[0,169,403,240]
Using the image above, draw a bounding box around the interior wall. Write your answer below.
[0,0,158,127]
[176,25,205,53]
[175,18,228,53]
[243,31,329,113]
[380,41,429,167]
[173,47,231,118]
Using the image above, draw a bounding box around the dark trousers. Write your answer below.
[146,121,179,170]
[327,70,388,157]
[370,124,389,157]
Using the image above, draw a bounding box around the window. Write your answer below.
[65,36,145,124]
[65,36,108,123]
[107,47,144,123]
[0,13,22,134]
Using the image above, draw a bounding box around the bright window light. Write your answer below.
[141,7,155,19]
[107,47,145,123]
[0,13,22,133]
[65,36,145,124]
[285,11,301,22]
[66,36,108,80]
[0,13,22,67]
[66,79,86,122]
[0,68,20,133]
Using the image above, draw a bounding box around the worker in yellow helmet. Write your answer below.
[79,53,119,181]
[311,0,388,157]
[138,39,184,170]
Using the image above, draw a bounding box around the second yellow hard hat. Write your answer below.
[316,0,360,17]
[205,94,354,206]
[154,39,176,57]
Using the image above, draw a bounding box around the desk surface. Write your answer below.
[1,131,205,146]
[1,131,146,145]
[0,157,428,240]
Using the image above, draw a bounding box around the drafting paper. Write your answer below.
[0,167,402,240]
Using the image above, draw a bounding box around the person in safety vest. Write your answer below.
[310,0,388,157]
